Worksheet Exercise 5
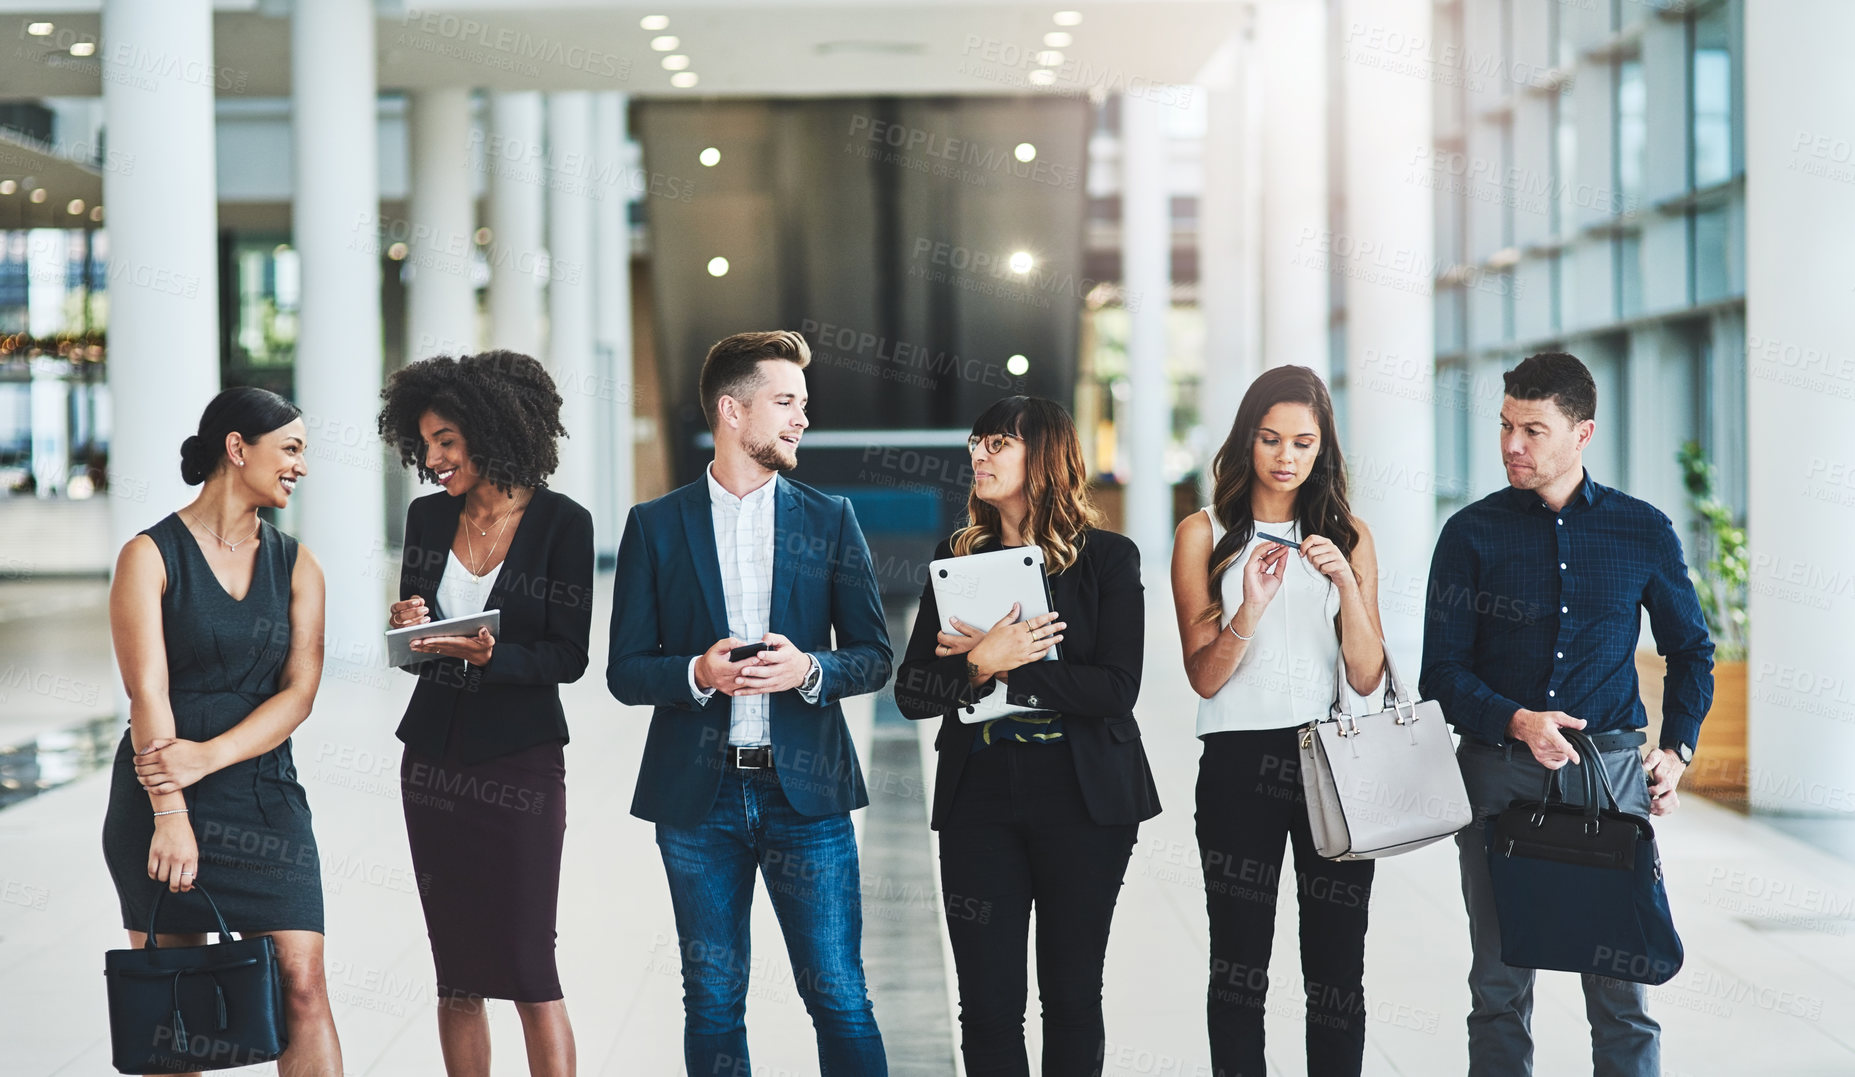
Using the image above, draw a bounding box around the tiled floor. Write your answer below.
[3,575,1853,1075]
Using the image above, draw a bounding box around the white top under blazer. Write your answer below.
[1194,508,1345,736]
[436,552,502,619]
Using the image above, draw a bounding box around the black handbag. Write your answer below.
[1484,729,1684,985]
[103,884,289,1073]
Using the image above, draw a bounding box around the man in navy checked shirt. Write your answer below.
[1420,352,1713,1077]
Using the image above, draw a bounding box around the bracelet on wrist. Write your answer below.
[153,808,189,817]
[1227,618,1256,641]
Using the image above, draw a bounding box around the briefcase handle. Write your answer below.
[1535,729,1623,822]
[143,883,237,948]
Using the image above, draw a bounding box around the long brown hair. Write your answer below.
[951,396,1103,573]
[1198,366,1361,624]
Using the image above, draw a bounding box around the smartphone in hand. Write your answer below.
[729,642,772,663]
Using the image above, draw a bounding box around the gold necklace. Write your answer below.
[463,499,518,537]
[461,501,518,577]
[186,510,260,552]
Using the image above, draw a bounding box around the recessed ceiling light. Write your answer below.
[28,188,47,203]
[671,71,699,88]
[650,35,680,51]
[1036,50,1063,67]
[27,22,53,36]
[1014,143,1037,162]
[707,256,729,277]
[69,41,95,57]
[1007,354,1031,375]
[387,242,409,260]
[1053,11,1083,27]
[699,147,721,167]
[474,227,493,245]
[1044,31,1073,48]
[66,198,84,214]
[662,54,690,71]
[1028,69,1056,87]
[1009,252,1034,274]
[90,205,104,222]
[0,180,15,195]
[640,15,669,31]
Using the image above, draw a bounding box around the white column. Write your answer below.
[1258,0,1330,375]
[101,0,219,548]
[1120,91,1173,570]
[29,358,72,497]
[404,88,478,361]
[593,92,634,559]
[292,0,385,665]
[547,92,597,509]
[1197,29,1263,495]
[1341,0,1435,660]
[487,91,546,358]
[1744,0,1855,814]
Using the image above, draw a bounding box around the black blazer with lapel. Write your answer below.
[396,486,595,764]
[895,528,1162,829]
[606,476,894,829]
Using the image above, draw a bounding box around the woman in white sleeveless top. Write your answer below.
[1169,365,1386,1077]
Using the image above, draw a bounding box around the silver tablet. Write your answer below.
[385,609,501,668]
[928,546,1059,662]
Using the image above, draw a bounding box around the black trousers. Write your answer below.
[938,739,1139,1077]
[1195,728,1374,1077]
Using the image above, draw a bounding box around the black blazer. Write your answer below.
[895,528,1161,829]
[396,486,595,764]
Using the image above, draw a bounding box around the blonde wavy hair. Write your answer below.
[951,396,1103,573]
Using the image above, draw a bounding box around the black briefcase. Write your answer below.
[103,884,289,1073]
[1484,730,1684,985]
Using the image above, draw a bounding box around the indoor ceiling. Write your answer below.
[0,3,1245,99]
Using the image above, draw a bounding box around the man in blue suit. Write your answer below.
[607,330,891,1075]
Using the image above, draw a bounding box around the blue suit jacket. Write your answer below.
[607,475,893,827]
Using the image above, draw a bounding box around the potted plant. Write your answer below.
[1664,441,1748,800]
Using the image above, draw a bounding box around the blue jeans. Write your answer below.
[656,766,886,1077]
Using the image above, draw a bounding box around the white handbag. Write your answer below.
[1298,643,1472,860]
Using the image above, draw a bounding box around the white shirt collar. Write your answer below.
[705,462,779,511]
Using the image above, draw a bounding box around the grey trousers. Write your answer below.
[1454,740,1660,1077]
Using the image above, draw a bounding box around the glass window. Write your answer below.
[1691,6,1732,188]
[1617,232,1642,318]
[1615,58,1646,212]
[1553,83,1577,237]
[229,239,300,371]
[1694,205,1731,303]
[1434,361,1470,503]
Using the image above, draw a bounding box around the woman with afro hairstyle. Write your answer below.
[376,350,593,1076]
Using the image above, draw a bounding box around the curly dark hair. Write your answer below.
[377,350,567,494]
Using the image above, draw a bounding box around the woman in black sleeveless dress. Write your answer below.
[101,387,343,1075]
[377,352,591,1076]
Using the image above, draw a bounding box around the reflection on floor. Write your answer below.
[0,713,118,811]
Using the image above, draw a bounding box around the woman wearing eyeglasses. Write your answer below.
[1170,365,1385,1077]
[895,396,1160,1076]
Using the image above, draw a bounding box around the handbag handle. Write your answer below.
[1327,638,1413,722]
[143,883,236,948]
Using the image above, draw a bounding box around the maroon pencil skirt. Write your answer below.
[400,739,567,1002]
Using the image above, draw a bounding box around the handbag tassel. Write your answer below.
[168,971,189,1048]
[214,977,229,1030]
